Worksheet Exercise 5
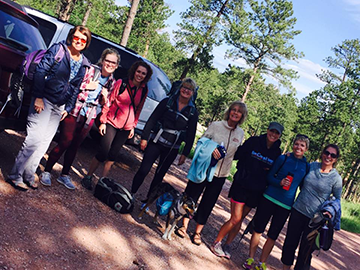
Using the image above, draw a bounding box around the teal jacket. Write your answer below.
[187,137,218,183]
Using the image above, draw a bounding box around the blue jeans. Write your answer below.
[8,98,64,183]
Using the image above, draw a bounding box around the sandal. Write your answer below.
[24,179,38,190]
[6,179,29,192]
[176,226,187,238]
[192,232,202,246]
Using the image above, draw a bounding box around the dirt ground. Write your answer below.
[0,129,359,270]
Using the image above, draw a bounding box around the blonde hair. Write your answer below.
[224,100,248,125]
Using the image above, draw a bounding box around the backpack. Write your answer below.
[117,78,148,113]
[156,192,175,216]
[7,44,66,115]
[94,177,134,214]
[307,213,334,252]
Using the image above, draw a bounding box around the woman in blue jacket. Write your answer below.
[243,134,309,270]
[7,26,91,191]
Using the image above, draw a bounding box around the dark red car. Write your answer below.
[0,0,46,131]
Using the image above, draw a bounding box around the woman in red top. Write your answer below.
[81,61,153,190]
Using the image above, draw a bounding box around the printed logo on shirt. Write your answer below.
[233,138,240,143]
[251,151,274,165]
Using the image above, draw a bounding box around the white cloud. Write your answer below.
[286,59,328,85]
[342,0,360,22]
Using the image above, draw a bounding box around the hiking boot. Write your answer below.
[242,258,255,269]
[40,172,51,186]
[223,244,231,260]
[81,175,93,190]
[255,262,267,270]
[57,175,75,190]
[210,241,225,257]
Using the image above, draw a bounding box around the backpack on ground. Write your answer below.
[94,177,134,214]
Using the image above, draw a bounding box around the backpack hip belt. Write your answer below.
[153,128,180,145]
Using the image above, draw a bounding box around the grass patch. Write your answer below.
[341,200,360,233]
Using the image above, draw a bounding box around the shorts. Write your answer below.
[230,187,263,208]
[253,196,290,240]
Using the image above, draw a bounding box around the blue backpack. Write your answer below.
[156,192,175,216]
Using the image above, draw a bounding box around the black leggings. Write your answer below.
[184,176,226,225]
[131,141,178,197]
[95,124,130,162]
[281,208,313,270]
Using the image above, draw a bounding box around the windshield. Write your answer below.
[0,9,45,52]
[146,63,171,101]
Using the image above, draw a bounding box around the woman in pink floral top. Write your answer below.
[41,48,119,190]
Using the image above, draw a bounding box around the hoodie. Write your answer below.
[229,133,281,196]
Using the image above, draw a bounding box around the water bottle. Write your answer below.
[282,172,294,191]
[210,142,226,167]
[319,222,329,249]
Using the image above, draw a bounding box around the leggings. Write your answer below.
[184,177,226,225]
[281,208,313,270]
[95,123,130,162]
[45,115,93,175]
[131,141,178,197]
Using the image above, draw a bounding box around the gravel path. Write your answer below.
[0,129,359,270]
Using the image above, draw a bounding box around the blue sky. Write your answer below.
[117,0,360,99]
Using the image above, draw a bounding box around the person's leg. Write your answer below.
[259,204,290,263]
[281,209,309,269]
[61,116,94,175]
[145,147,178,198]
[215,200,244,243]
[88,123,117,176]
[294,219,313,270]
[45,115,77,173]
[225,204,252,245]
[9,98,63,184]
[248,197,275,259]
[193,177,226,230]
[103,128,130,177]
[131,142,162,194]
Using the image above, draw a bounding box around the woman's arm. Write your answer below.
[182,110,199,157]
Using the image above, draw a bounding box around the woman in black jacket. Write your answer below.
[131,78,198,201]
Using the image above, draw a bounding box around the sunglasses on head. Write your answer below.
[323,150,337,158]
[73,36,87,44]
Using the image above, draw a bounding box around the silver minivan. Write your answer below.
[24,6,171,134]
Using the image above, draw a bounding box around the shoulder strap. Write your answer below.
[118,78,127,96]
[274,155,288,178]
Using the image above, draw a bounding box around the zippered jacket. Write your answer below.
[32,41,90,112]
[203,120,244,178]
[100,78,148,130]
[229,134,281,195]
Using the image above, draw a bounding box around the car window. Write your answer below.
[0,9,45,52]
[28,15,57,47]
[146,64,171,101]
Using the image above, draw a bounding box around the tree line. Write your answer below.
[17,0,360,202]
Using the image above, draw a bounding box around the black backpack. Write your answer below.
[94,177,134,214]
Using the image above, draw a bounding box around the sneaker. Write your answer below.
[57,175,75,190]
[223,244,231,260]
[242,258,255,269]
[255,262,267,270]
[81,175,93,190]
[210,241,225,257]
[40,172,52,186]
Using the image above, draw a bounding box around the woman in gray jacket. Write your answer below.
[177,101,247,245]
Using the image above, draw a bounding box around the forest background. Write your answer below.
[16,0,360,231]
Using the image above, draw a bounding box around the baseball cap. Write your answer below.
[268,122,284,135]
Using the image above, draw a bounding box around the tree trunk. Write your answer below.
[142,39,150,58]
[58,0,77,22]
[343,159,360,200]
[120,0,140,47]
[82,1,93,26]
[179,0,230,80]
[242,60,260,102]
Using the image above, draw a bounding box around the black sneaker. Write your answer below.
[81,175,93,190]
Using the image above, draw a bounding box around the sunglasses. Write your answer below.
[73,36,87,44]
[181,86,194,92]
[104,59,118,66]
[323,150,337,159]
